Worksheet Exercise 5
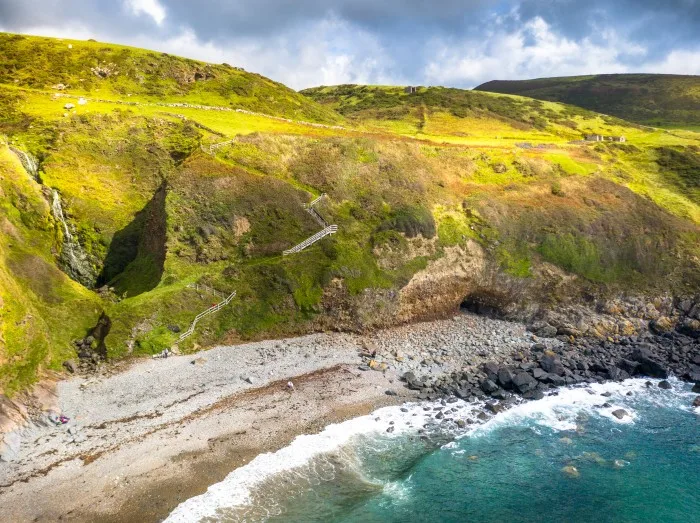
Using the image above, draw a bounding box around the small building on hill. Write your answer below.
[585,134,626,143]
[405,86,418,94]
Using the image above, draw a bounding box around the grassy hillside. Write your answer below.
[1,36,699,395]
[0,32,342,124]
[475,74,700,129]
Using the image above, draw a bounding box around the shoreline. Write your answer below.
[0,312,697,522]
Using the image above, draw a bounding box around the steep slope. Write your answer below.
[0,37,699,396]
[0,32,342,124]
[475,74,700,129]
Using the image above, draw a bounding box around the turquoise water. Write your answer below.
[167,380,699,523]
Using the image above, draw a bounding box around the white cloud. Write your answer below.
[643,48,700,75]
[122,17,398,90]
[423,16,650,87]
[124,0,167,26]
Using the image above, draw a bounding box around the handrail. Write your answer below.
[283,225,337,255]
[187,282,226,301]
[306,194,326,208]
[175,291,236,344]
[306,207,328,228]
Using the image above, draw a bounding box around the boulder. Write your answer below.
[485,402,505,414]
[692,396,700,408]
[629,347,669,379]
[658,380,672,390]
[522,389,545,400]
[480,379,499,394]
[532,367,547,380]
[540,354,565,376]
[561,465,580,478]
[611,409,628,420]
[64,103,75,110]
[649,316,674,334]
[62,360,77,374]
[544,373,566,386]
[482,362,500,379]
[497,367,514,389]
[512,372,537,393]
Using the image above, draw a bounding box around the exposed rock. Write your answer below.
[62,360,77,374]
[512,372,537,393]
[611,409,628,419]
[629,347,669,379]
[649,316,673,334]
[561,465,580,478]
[540,353,565,376]
[658,380,672,390]
[480,379,499,394]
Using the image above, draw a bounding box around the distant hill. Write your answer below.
[0,32,341,123]
[475,74,700,129]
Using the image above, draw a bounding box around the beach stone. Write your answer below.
[658,380,672,389]
[485,402,505,414]
[456,419,467,428]
[611,409,628,419]
[242,376,255,384]
[63,360,77,374]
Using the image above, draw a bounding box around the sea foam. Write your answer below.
[166,378,695,522]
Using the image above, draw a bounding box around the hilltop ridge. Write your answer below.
[0,32,342,123]
[475,74,700,129]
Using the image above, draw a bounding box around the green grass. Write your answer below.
[476,74,700,129]
[1,34,699,395]
[0,32,343,124]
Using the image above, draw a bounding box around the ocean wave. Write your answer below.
[164,402,462,522]
[166,378,694,522]
[469,377,695,437]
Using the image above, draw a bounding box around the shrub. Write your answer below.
[378,205,436,239]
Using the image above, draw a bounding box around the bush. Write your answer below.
[378,205,436,239]
[551,180,564,196]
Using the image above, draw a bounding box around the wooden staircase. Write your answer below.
[283,225,337,255]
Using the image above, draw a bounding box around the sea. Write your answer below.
[165,378,699,523]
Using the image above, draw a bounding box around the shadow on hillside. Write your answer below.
[97,183,167,297]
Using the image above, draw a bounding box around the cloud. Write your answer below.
[124,0,166,26]
[423,16,648,87]
[0,0,698,89]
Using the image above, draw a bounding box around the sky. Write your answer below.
[1,0,699,90]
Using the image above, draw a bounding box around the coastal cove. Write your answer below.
[1,312,698,522]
